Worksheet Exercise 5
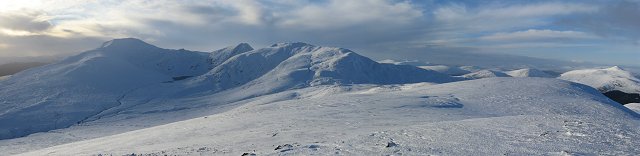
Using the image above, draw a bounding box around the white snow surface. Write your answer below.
[626,103,640,113]
[507,68,554,78]
[559,66,640,93]
[462,69,510,79]
[11,78,640,156]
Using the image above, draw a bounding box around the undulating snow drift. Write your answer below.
[14,78,640,155]
[461,69,510,79]
[0,39,456,140]
[506,68,555,78]
[560,66,640,94]
[1,38,640,155]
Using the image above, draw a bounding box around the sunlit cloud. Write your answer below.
[0,0,638,66]
[480,29,598,41]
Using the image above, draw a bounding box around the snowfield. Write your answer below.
[1,38,639,155]
[14,78,640,156]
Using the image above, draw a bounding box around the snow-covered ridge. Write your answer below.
[0,38,458,140]
[187,42,459,96]
[560,66,640,94]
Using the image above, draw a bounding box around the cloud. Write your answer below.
[432,2,597,32]
[557,1,640,41]
[0,0,427,58]
[480,29,597,41]
[277,0,422,29]
[0,10,52,36]
[0,0,638,66]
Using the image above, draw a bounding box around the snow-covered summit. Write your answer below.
[0,38,213,139]
[209,43,254,67]
[506,68,554,78]
[559,66,640,94]
[100,38,158,50]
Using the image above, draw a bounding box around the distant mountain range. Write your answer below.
[1,38,639,155]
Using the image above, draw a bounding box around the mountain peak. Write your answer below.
[607,66,623,71]
[231,43,254,52]
[209,43,255,67]
[100,38,157,49]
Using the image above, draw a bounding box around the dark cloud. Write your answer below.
[556,1,640,40]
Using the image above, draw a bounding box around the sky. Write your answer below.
[0,0,638,66]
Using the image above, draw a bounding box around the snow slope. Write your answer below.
[17,78,640,155]
[462,69,510,79]
[506,68,554,78]
[626,103,640,113]
[559,66,640,94]
[0,38,214,140]
[0,39,457,140]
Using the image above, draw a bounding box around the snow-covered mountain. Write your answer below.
[559,66,640,94]
[418,65,471,76]
[0,38,214,140]
[506,68,554,78]
[0,39,457,140]
[1,38,640,155]
[184,42,458,97]
[461,69,510,79]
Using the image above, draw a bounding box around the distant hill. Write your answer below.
[0,62,50,77]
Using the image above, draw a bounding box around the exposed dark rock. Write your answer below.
[172,76,193,81]
[603,90,640,104]
[241,152,256,156]
[275,144,293,150]
[386,141,398,148]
